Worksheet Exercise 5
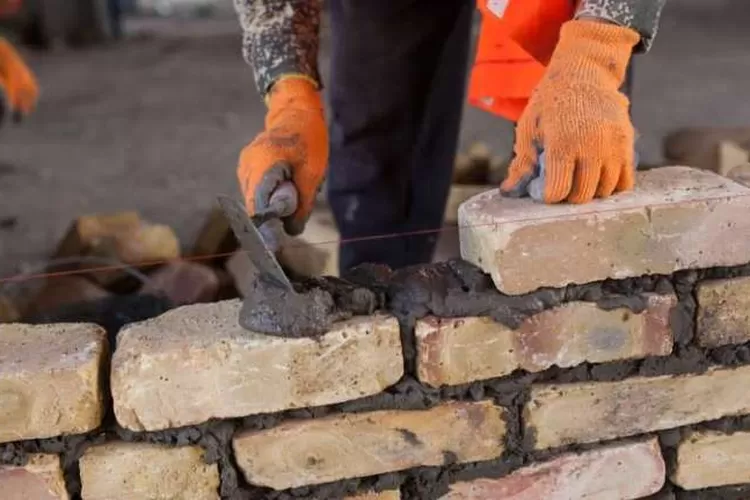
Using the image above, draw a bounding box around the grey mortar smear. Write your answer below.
[4,260,750,498]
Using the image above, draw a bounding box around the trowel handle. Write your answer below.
[268,181,299,218]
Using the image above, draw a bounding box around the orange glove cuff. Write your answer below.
[552,20,640,87]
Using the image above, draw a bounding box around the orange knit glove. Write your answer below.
[501,20,640,204]
[238,77,328,235]
[0,37,38,120]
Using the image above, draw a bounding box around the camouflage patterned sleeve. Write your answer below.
[575,0,667,52]
[233,0,322,97]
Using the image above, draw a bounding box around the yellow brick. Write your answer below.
[526,365,750,450]
[233,401,506,490]
[0,323,106,443]
[112,301,403,431]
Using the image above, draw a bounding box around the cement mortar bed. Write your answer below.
[4,259,750,499]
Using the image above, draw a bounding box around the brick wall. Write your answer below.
[4,167,750,499]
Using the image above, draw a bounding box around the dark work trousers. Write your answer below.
[326,0,474,274]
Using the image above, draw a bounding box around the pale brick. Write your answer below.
[442,438,664,500]
[79,442,219,500]
[140,260,220,306]
[417,294,674,387]
[112,301,403,431]
[444,185,492,224]
[0,323,106,443]
[697,276,750,347]
[672,430,750,490]
[233,401,506,490]
[459,167,750,295]
[0,454,68,500]
[278,209,340,278]
[347,490,401,500]
[526,364,750,450]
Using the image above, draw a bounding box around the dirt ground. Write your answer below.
[1,0,749,278]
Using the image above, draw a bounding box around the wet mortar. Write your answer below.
[4,259,750,498]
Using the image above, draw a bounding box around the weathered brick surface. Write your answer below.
[459,167,750,294]
[0,454,68,500]
[112,301,403,431]
[233,401,506,490]
[696,276,750,347]
[79,442,219,500]
[442,438,664,500]
[672,430,750,490]
[417,295,674,386]
[0,323,106,443]
[526,365,750,450]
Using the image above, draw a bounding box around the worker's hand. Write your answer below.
[501,20,640,204]
[0,37,39,122]
[238,77,328,236]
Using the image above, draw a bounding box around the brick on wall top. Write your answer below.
[458,166,750,295]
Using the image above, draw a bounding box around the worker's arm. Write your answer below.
[233,0,327,236]
[234,0,322,97]
[502,1,668,204]
[0,37,38,123]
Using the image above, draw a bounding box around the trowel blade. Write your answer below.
[217,195,294,292]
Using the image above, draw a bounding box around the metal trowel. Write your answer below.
[217,182,299,296]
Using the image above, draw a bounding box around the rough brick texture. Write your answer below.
[416,294,674,387]
[347,491,401,500]
[527,365,750,450]
[459,167,750,294]
[111,300,403,431]
[233,401,506,490]
[442,438,664,500]
[672,430,750,490]
[0,323,106,443]
[79,442,219,499]
[0,454,68,500]
[697,276,750,347]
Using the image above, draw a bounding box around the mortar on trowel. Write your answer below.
[218,183,348,338]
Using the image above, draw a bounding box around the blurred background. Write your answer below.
[1,0,749,322]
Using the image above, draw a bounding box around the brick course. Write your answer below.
[442,438,664,500]
[233,401,506,490]
[416,294,674,387]
[526,365,750,450]
[459,167,750,294]
[111,301,403,431]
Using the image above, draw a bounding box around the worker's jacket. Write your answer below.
[236,0,666,105]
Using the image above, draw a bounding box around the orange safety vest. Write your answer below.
[468,0,578,122]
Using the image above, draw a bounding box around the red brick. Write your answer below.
[459,167,750,294]
[0,454,68,500]
[416,294,674,387]
[442,438,664,500]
